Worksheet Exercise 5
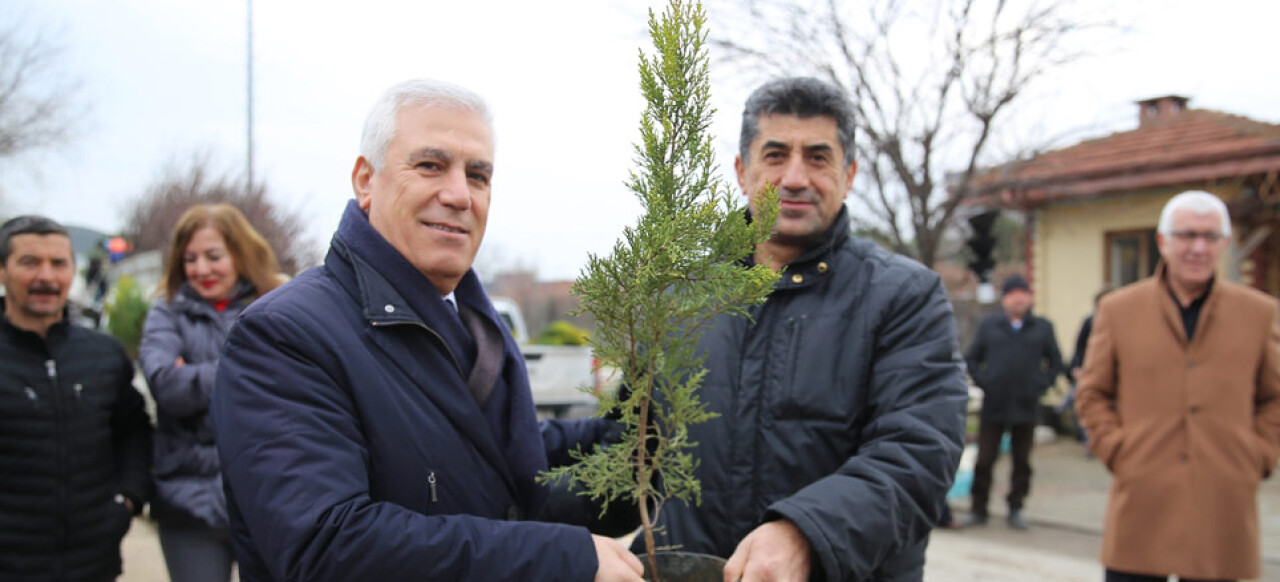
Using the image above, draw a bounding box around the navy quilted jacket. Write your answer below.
[212,201,597,581]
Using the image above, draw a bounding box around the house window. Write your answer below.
[1105,229,1160,286]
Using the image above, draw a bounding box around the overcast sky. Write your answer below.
[6,0,1279,281]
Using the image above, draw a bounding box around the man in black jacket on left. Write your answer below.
[0,215,152,581]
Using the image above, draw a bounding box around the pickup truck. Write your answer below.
[492,297,608,418]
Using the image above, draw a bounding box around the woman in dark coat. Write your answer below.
[140,204,282,582]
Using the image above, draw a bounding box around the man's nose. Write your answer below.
[778,155,809,191]
[435,167,473,211]
[34,262,57,280]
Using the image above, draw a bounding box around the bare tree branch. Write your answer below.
[121,153,319,274]
[0,19,80,163]
[709,0,1103,267]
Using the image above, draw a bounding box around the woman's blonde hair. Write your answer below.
[161,204,282,301]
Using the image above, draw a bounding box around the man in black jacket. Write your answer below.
[0,215,153,580]
[963,274,1064,530]
[609,77,968,581]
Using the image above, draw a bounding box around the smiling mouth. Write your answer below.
[425,222,467,235]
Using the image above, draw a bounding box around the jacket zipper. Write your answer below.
[369,319,453,508]
[738,307,763,536]
[47,359,69,557]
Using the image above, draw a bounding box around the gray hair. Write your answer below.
[739,77,857,167]
[0,215,69,265]
[1157,190,1232,237]
[359,79,494,171]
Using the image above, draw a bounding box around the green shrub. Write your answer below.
[533,320,589,346]
[105,275,150,358]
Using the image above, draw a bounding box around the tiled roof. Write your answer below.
[971,108,1280,205]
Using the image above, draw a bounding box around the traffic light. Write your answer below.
[966,210,1000,283]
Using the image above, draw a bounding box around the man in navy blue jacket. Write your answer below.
[210,79,644,581]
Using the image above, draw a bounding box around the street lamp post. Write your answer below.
[246,0,254,190]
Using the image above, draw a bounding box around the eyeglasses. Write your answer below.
[1169,230,1225,243]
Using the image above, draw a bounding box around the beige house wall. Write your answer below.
[1031,187,1239,360]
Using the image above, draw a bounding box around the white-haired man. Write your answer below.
[211,79,644,581]
[1077,190,1280,581]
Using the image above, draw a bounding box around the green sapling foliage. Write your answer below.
[539,0,780,576]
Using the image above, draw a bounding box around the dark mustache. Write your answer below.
[29,284,61,294]
[777,188,819,204]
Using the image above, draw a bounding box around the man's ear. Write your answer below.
[842,160,858,200]
[734,155,748,197]
[352,156,375,211]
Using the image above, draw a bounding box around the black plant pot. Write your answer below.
[640,551,727,582]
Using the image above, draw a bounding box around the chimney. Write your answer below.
[1136,95,1190,127]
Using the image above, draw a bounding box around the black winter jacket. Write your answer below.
[632,208,968,581]
[965,310,1065,424]
[0,307,152,581]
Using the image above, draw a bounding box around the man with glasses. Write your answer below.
[1077,189,1280,581]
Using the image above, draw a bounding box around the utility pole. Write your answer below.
[246,0,255,190]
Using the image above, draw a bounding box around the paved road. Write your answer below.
[119,513,1104,581]
[926,521,1102,581]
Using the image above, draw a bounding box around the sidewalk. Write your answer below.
[118,436,1280,580]
[952,436,1280,578]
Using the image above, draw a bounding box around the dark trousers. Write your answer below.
[158,523,235,582]
[970,420,1035,517]
[1104,568,1235,582]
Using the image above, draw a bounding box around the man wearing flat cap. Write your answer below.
[962,274,1065,529]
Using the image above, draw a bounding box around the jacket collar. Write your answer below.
[792,205,851,265]
[1150,261,1221,346]
[329,199,509,344]
[1002,306,1038,329]
[329,200,471,326]
[0,297,73,345]
[325,201,535,501]
[756,205,851,292]
[174,279,256,316]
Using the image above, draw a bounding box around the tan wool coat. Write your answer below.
[1076,269,1280,580]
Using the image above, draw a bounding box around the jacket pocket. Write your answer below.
[780,316,804,416]
[109,497,134,542]
[0,382,44,413]
[1252,433,1278,479]
[777,313,855,421]
[1101,429,1126,474]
